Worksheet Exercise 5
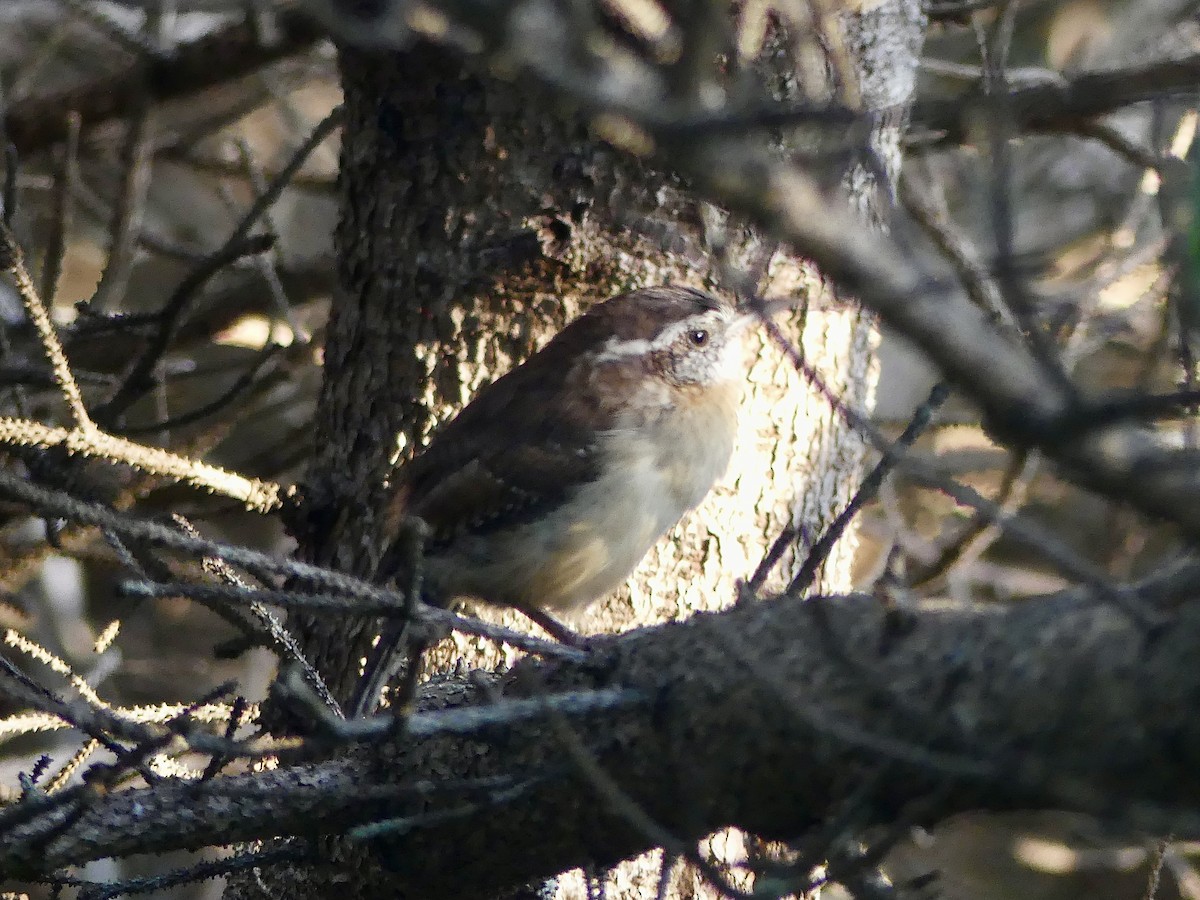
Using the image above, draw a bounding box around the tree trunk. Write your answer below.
[225,1,924,895]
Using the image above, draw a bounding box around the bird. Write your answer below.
[350,284,755,717]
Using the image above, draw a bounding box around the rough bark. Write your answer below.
[14,589,1200,897]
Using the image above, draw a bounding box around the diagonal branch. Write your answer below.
[913,52,1200,146]
[0,224,283,512]
[2,8,323,155]
[1,588,1199,895]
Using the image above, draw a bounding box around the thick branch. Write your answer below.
[3,8,322,154]
[913,52,1200,145]
[4,589,1200,895]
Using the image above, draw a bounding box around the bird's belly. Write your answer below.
[427,457,687,613]
[529,464,680,610]
[426,405,735,614]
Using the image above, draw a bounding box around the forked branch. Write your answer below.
[0,222,283,513]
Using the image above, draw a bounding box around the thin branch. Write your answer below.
[0,468,310,587]
[62,842,309,900]
[88,104,155,312]
[95,104,342,422]
[172,512,340,715]
[40,111,81,306]
[789,382,950,596]
[1,221,92,428]
[121,580,590,664]
[906,449,1038,590]
[0,400,282,512]
[898,171,1012,326]
[94,233,275,422]
[116,341,283,435]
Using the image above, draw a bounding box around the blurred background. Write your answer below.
[0,0,1198,897]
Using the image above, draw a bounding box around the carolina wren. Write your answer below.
[351,285,754,716]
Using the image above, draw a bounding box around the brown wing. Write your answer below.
[403,429,600,549]
[380,310,622,566]
[378,286,717,572]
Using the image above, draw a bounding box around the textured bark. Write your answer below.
[18,590,1200,896]
[233,1,925,896]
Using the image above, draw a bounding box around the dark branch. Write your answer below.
[912,53,1200,146]
[2,590,1199,896]
[3,9,323,155]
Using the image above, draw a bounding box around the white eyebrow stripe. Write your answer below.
[593,337,652,363]
[591,312,729,364]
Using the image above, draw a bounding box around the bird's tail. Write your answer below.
[347,617,421,719]
[348,515,430,719]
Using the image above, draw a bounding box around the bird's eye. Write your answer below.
[688,329,709,347]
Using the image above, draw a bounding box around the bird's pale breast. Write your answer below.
[423,377,740,612]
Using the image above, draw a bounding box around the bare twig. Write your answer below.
[0,201,282,509]
[898,171,1011,326]
[2,222,91,428]
[61,842,309,900]
[95,105,341,422]
[171,513,340,714]
[40,112,81,306]
[88,104,155,312]
[117,341,283,435]
[790,382,950,597]
[907,449,1039,590]
[94,233,275,422]
[121,579,590,664]
[0,408,282,512]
